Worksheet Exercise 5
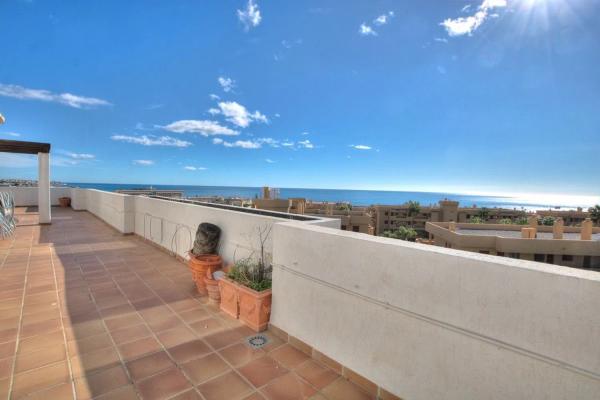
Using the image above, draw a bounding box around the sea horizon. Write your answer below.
[65,182,597,211]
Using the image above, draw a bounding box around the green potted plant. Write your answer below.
[220,225,272,332]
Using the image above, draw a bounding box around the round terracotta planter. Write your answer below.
[205,276,221,303]
[188,253,222,296]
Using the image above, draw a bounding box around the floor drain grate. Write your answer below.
[247,334,269,349]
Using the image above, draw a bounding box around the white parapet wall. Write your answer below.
[0,186,72,206]
[271,221,600,400]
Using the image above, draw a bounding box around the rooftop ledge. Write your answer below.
[1,186,599,400]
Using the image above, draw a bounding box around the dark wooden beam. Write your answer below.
[0,140,51,154]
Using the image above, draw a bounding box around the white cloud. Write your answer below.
[298,140,314,149]
[111,135,192,147]
[373,11,394,26]
[281,141,294,147]
[209,93,220,100]
[0,153,37,168]
[0,83,111,109]
[359,24,377,36]
[265,159,275,163]
[223,140,262,149]
[441,0,506,37]
[68,152,95,159]
[434,37,449,43]
[133,160,154,166]
[301,131,310,135]
[162,120,239,136]
[208,108,220,115]
[1,132,21,137]
[257,137,279,147]
[218,76,235,93]
[237,0,261,31]
[184,166,207,171]
[212,138,224,145]
[351,144,372,150]
[217,101,268,128]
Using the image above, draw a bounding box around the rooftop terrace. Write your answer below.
[1,186,599,400]
[0,207,374,400]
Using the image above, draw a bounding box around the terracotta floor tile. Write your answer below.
[75,364,130,399]
[177,308,210,324]
[20,317,62,339]
[70,346,121,377]
[126,351,175,381]
[204,327,245,350]
[110,324,152,345]
[169,389,203,400]
[295,361,339,390]
[189,318,225,338]
[0,341,16,359]
[18,330,64,355]
[269,345,310,370]
[198,370,253,400]
[320,378,375,400]
[146,314,183,333]
[135,367,192,400]
[105,314,144,332]
[64,319,106,341]
[99,304,137,319]
[219,343,265,368]
[67,332,114,356]
[261,373,317,400]
[94,385,139,400]
[14,343,67,373]
[0,377,8,399]
[237,356,288,388]
[156,325,196,349]
[181,353,230,385]
[0,356,12,379]
[0,327,19,344]
[168,339,212,363]
[24,382,74,400]
[11,360,70,398]
[118,336,162,361]
[243,393,267,400]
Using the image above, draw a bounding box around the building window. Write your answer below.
[341,225,347,230]
[509,253,520,259]
[546,254,554,264]
[534,254,545,262]
[479,250,490,255]
[497,252,505,257]
[352,226,359,232]
[562,255,573,262]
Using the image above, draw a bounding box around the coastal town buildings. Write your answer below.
[426,218,600,269]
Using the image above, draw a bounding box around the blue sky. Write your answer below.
[1,0,599,197]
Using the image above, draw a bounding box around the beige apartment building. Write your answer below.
[374,200,592,235]
[425,218,600,269]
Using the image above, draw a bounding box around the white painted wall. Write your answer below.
[0,186,72,206]
[271,222,600,400]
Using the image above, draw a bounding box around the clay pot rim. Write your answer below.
[188,252,221,262]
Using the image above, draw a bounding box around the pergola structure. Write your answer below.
[0,139,52,224]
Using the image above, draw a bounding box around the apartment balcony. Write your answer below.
[1,187,600,400]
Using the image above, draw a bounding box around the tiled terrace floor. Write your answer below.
[0,207,375,400]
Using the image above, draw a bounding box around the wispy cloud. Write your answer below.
[216,101,268,128]
[183,166,207,171]
[0,83,111,109]
[111,135,192,147]
[218,76,235,93]
[133,160,154,166]
[213,138,262,149]
[66,152,95,159]
[350,144,372,150]
[360,11,394,36]
[237,0,261,31]
[298,140,314,149]
[209,94,220,101]
[161,120,239,136]
[1,132,21,137]
[434,37,449,43]
[440,0,506,37]
[359,24,377,36]
[374,11,394,26]
[265,158,276,164]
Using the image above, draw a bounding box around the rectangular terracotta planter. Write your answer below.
[218,277,239,318]
[237,285,272,332]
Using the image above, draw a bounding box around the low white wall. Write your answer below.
[0,186,72,206]
[271,222,600,400]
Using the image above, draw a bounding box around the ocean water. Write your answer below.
[66,183,591,210]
